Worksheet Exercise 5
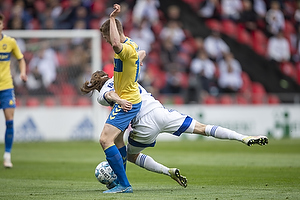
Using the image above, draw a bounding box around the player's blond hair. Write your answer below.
[99,19,123,36]
[80,71,110,95]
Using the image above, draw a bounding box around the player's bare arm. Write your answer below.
[138,50,146,66]
[18,58,27,82]
[105,91,132,112]
[109,4,123,53]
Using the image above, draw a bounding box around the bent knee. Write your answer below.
[128,153,139,163]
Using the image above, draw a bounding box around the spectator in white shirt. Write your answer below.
[253,0,266,19]
[204,30,230,62]
[221,0,243,21]
[159,20,186,49]
[190,50,216,93]
[130,18,155,53]
[27,42,58,94]
[267,30,291,62]
[218,52,242,93]
[132,0,160,26]
[265,1,285,36]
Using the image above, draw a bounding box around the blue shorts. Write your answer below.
[0,89,16,109]
[106,102,142,131]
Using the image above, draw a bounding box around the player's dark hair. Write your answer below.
[0,13,4,21]
[80,71,110,95]
[99,19,123,36]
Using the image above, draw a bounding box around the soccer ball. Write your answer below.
[95,161,117,185]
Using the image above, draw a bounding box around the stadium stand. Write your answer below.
[3,0,300,105]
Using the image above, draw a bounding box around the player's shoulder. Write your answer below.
[124,37,139,51]
[104,78,114,89]
[2,34,17,43]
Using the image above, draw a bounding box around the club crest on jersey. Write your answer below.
[2,44,7,50]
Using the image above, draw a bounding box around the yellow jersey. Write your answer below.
[113,37,141,104]
[0,34,23,91]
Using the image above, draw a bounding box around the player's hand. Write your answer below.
[20,73,28,82]
[118,99,132,112]
[110,4,121,18]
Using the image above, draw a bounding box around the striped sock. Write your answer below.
[205,125,245,141]
[135,153,170,176]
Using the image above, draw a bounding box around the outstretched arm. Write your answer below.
[109,4,123,53]
[105,91,132,112]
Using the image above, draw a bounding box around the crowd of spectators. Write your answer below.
[1,0,299,105]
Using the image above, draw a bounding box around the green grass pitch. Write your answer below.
[1,138,300,200]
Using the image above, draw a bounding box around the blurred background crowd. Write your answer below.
[1,0,300,106]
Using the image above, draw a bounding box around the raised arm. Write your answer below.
[109,4,123,53]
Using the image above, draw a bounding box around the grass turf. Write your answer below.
[0,138,299,200]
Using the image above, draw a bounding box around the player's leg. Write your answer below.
[193,122,268,146]
[127,134,187,187]
[101,102,141,193]
[1,89,16,168]
[100,124,131,193]
[114,131,127,170]
[3,108,14,168]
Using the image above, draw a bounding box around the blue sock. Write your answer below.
[5,120,14,153]
[105,145,130,187]
[118,146,127,171]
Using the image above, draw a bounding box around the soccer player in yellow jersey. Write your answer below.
[98,4,141,193]
[0,13,27,168]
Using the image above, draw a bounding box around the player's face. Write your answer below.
[102,34,111,45]
[0,20,3,32]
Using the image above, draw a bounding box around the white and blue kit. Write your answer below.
[98,78,196,154]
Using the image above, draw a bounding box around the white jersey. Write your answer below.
[98,78,195,155]
[97,78,163,121]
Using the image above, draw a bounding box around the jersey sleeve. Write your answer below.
[117,43,137,61]
[11,38,24,60]
[97,79,115,107]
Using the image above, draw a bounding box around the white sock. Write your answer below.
[3,152,11,160]
[205,125,245,141]
[135,153,170,176]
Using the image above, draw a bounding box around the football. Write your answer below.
[95,161,117,185]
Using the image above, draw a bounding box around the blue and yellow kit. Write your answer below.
[0,34,23,91]
[113,37,141,104]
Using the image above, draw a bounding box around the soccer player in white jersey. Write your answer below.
[0,13,27,168]
[81,70,268,188]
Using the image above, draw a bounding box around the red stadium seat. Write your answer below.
[251,82,266,104]
[60,96,74,106]
[26,97,40,107]
[252,30,268,56]
[76,97,92,106]
[173,95,184,105]
[205,19,221,31]
[296,62,300,85]
[237,28,252,47]
[203,95,218,104]
[236,94,249,105]
[267,94,280,104]
[280,62,297,80]
[239,72,252,94]
[44,97,56,107]
[219,95,233,104]
[221,20,237,38]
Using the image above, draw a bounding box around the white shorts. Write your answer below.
[127,107,196,154]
